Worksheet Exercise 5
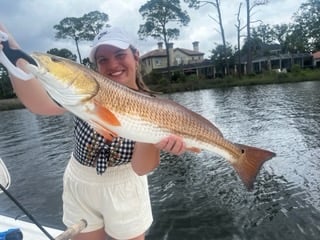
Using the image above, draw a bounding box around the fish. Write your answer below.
[25,52,276,190]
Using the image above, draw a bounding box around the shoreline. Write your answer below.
[0,98,25,111]
[1,77,319,111]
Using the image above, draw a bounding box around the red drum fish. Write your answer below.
[25,53,276,190]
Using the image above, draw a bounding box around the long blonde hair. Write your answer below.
[129,45,155,95]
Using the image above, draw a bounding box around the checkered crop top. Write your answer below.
[72,116,135,174]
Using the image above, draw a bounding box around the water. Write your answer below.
[0,81,320,239]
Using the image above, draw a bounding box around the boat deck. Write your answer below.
[0,215,62,240]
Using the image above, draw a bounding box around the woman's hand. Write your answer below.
[0,23,20,49]
[155,135,186,155]
[132,135,186,176]
[0,22,66,115]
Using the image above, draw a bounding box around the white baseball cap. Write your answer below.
[89,27,131,62]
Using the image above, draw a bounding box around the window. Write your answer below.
[176,57,182,65]
[155,59,162,66]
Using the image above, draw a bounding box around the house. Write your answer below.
[312,51,320,67]
[250,53,313,73]
[140,41,206,75]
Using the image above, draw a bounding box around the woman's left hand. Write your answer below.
[155,135,186,155]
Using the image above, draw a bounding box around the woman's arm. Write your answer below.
[9,62,66,115]
[131,135,186,175]
[0,23,65,115]
[131,142,161,176]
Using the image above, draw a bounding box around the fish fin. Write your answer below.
[89,120,118,141]
[187,147,201,153]
[93,100,121,126]
[232,144,276,191]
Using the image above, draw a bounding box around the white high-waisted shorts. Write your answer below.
[62,154,153,239]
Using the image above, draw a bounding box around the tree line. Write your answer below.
[1,0,319,98]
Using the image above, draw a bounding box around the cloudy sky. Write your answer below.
[0,0,304,60]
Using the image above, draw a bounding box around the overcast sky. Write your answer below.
[0,0,304,60]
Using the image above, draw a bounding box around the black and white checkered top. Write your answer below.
[72,116,135,174]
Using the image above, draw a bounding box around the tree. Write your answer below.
[82,57,95,69]
[79,11,110,40]
[138,0,190,80]
[242,34,264,57]
[253,23,274,45]
[271,23,290,52]
[54,11,109,64]
[47,48,77,61]
[283,23,309,53]
[184,0,229,75]
[0,64,14,98]
[235,2,246,77]
[293,0,320,51]
[211,43,234,77]
[245,0,269,74]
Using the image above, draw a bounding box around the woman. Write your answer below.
[0,23,186,240]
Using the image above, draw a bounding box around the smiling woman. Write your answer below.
[0,22,189,240]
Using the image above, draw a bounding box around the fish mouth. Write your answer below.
[28,52,100,106]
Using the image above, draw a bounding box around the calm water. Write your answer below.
[0,81,320,240]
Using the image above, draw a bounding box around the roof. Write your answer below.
[245,53,313,64]
[174,48,204,56]
[141,49,167,59]
[141,47,204,60]
[312,51,320,59]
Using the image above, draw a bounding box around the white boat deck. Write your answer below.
[0,215,63,240]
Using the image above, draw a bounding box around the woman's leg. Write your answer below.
[128,233,145,240]
[72,228,106,240]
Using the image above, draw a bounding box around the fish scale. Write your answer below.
[25,52,276,190]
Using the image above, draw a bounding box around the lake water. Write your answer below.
[0,81,320,240]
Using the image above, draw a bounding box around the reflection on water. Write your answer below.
[1,81,320,239]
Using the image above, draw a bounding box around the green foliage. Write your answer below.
[138,0,190,41]
[171,71,186,83]
[158,77,171,86]
[272,23,290,52]
[54,11,109,41]
[54,17,82,40]
[0,64,14,99]
[184,1,319,69]
[143,71,164,85]
[186,74,198,83]
[293,0,320,52]
[291,64,301,73]
[276,72,288,80]
[184,0,217,9]
[80,11,110,40]
[82,57,96,69]
[138,0,190,78]
[211,43,235,75]
[53,11,110,63]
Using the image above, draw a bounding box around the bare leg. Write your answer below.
[106,232,145,240]
[128,233,145,240]
[72,228,106,240]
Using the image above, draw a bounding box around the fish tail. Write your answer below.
[232,144,276,190]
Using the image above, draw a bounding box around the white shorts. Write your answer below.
[62,154,153,239]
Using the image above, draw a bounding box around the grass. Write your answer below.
[148,68,320,93]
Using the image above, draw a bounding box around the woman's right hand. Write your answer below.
[0,22,66,115]
[0,23,20,50]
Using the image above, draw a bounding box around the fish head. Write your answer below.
[26,52,99,105]
[26,52,121,141]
